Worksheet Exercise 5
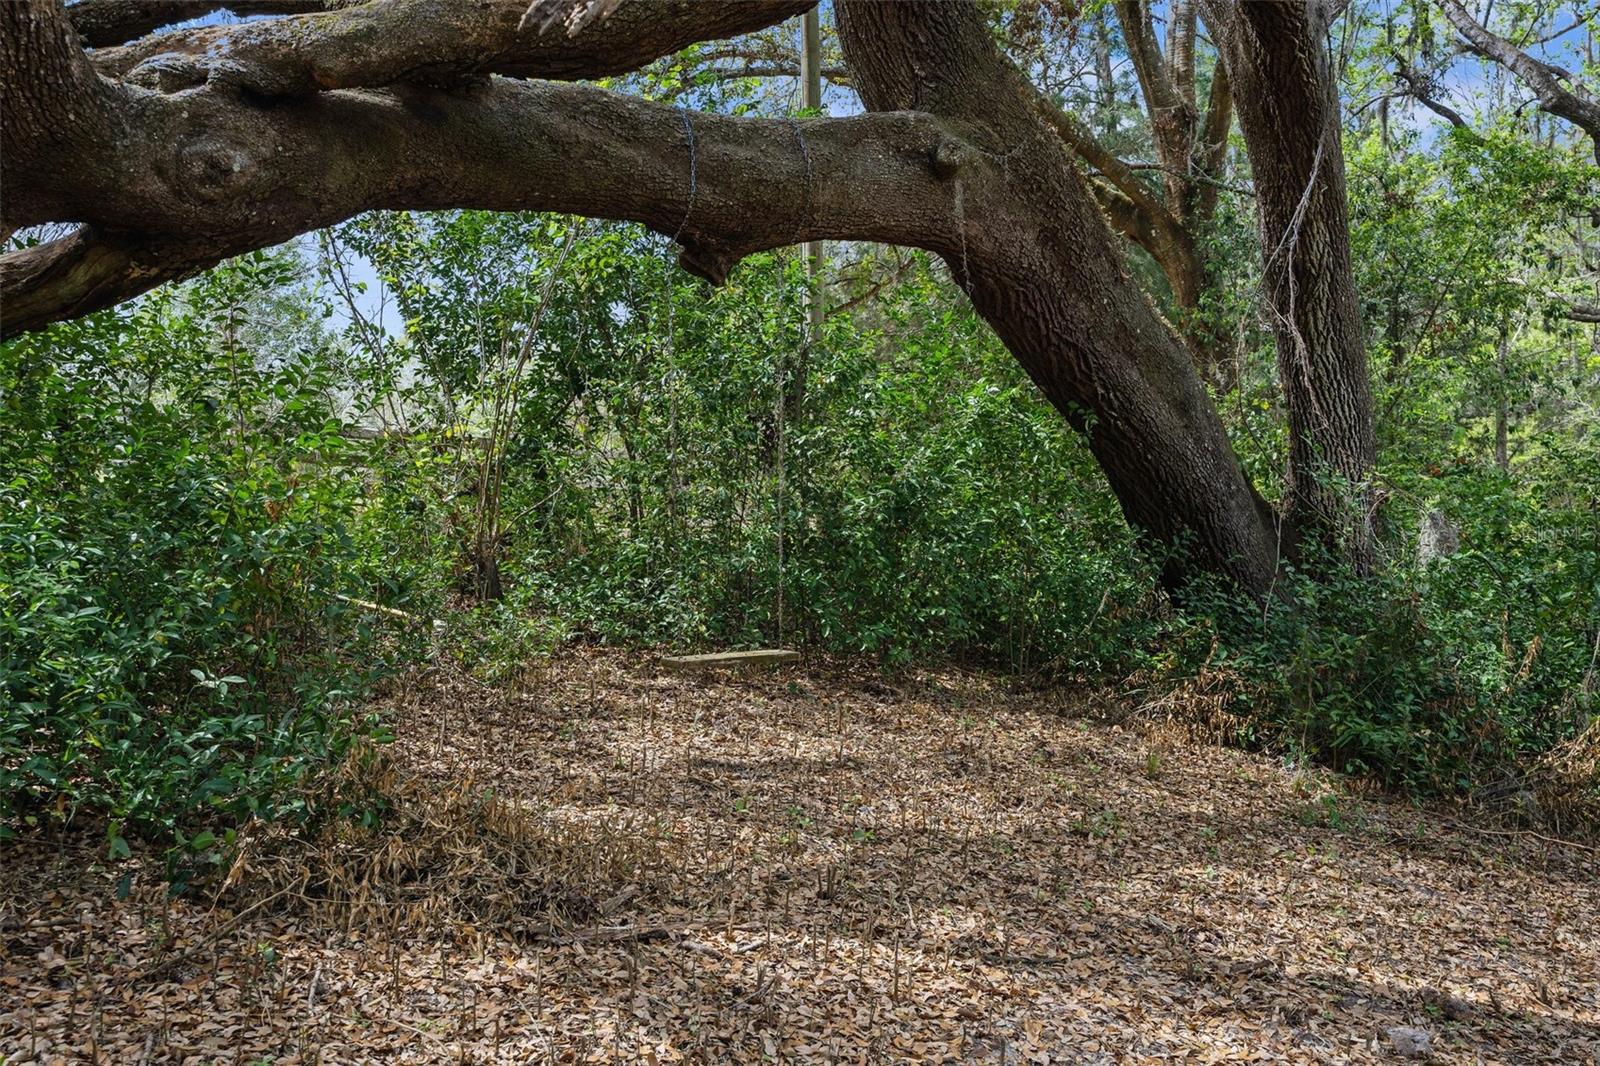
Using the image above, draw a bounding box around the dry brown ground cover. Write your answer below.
[2,651,1597,1064]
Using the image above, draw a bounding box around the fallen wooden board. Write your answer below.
[334,593,447,635]
[661,649,799,673]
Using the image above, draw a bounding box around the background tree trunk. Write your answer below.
[1039,0,1236,382]
[1203,0,1378,572]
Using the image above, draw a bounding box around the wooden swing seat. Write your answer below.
[661,649,800,673]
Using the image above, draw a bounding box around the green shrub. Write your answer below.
[1167,451,1600,793]
[0,255,411,879]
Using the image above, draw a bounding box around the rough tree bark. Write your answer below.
[1202,0,1377,571]
[1033,0,1236,379]
[66,1,326,49]
[1,0,1384,596]
[834,1,1281,593]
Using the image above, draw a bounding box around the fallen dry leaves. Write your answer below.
[2,650,1596,1063]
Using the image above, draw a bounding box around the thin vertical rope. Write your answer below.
[952,177,973,294]
[664,108,698,515]
[775,119,814,647]
[775,283,786,646]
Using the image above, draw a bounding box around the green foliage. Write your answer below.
[1349,126,1600,472]
[333,213,1159,670]
[0,252,408,875]
[1166,446,1600,793]
[319,202,1599,800]
[9,88,1600,854]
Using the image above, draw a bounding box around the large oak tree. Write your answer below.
[1,0,1378,596]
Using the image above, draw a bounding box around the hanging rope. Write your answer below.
[668,107,699,244]
[784,118,815,252]
[663,107,699,516]
[951,176,973,296]
[774,120,816,646]
[775,298,787,645]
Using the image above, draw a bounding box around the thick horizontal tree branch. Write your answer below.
[518,0,625,37]
[68,1,325,48]
[90,0,812,94]
[0,227,212,331]
[1,77,971,336]
[3,0,1312,594]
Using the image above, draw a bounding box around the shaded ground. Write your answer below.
[3,651,1597,1063]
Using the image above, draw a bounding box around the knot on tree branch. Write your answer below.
[124,52,208,92]
[676,237,740,287]
[165,131,263,203]
[931,136,976,178]
[126,50,297,96]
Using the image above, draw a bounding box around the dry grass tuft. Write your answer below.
[1525,719,1600,832]
[226,735,671,941]
[1133,662,1261,749]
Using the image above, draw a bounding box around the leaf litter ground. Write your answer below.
[2,651,1596,1063]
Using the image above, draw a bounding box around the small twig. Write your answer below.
[1445,820,1599,854]
[129,884,298,984]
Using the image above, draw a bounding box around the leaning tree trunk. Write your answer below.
[1202,0,1378,573]
[837,1,1283,594]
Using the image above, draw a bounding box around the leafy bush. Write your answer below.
[8,198,1596,850]
[0,255,410,877]
[1165,449,1600,793]
[334,213,1159,670]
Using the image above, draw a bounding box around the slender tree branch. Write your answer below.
[1167,0,1198,109]
[1122,162,1255,198]
[1437,0,1600,158]
[1031,97,1179,238]
[1115,1,1203,216]
[1115,0,1186,118]
[1392,52,1469,127]
[1199,60,1233,174]
[823,253,918,321]
[1194,59,1233,219]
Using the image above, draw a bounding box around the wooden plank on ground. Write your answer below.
[334,593,447,634]
[661,649,800,673]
